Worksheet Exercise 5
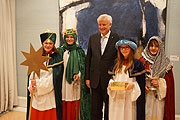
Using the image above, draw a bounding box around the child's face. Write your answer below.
[120,45,131,59]
[65,35,75,45]
[43,39,54,53]
[149,43,159,55]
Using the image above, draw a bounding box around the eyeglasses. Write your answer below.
[120,46,130,50]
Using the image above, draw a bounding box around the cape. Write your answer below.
[130,59,146,120]
[58,46,91,120]
[163,68,175,120]
[26,52,64,120]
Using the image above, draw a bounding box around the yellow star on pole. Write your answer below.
[20,43,51,78]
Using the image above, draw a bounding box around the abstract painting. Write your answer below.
[59,0,167,52]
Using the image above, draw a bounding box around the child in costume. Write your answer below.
[58,28,91,120]
[108,38,146,120]
[27,30,63,120]
[139,36,175,120]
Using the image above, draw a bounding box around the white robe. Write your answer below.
[62,50,81,101]
[29,66,56,111]
[145,76,167,120]
[107,66,141,120]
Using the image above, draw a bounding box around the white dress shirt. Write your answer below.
[101,30,111,55]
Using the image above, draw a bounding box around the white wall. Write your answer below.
[16,0,59,97]
[16,0,180,115]
[166,0,180,115]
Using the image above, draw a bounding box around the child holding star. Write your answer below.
[27,30,64,120]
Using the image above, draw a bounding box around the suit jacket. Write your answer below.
[85,31,121,89]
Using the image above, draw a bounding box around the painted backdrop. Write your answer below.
[59,0,167,51]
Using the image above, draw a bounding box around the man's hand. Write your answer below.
[86,80,91,88]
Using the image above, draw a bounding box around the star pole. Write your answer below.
[20,43,51,120]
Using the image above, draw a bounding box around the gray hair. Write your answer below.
[97,14,112,24]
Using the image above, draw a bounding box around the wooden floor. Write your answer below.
[1,109,180,120]
[0,111,26,120]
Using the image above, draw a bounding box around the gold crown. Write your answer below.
[41,29,54,34]
[64,28,76,35]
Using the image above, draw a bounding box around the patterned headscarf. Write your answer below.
[142,36,171,78]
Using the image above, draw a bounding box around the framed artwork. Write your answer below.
[59,0,167,52]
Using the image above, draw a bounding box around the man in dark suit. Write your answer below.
[85,14,121,120]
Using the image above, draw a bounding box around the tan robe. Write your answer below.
[145,77,167,120]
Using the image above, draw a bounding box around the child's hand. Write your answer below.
[73,74,80,81]
[109,79,114,86]
[28,86,35,94]
[30,79,36,87]
[125,83,134,90]
[145,84,150,93]
[151,79,159,87]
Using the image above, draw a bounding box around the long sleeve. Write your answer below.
[29,69,54,96]
[157,78,167,100]
[85,36,92,80]
[131,81,141,101]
